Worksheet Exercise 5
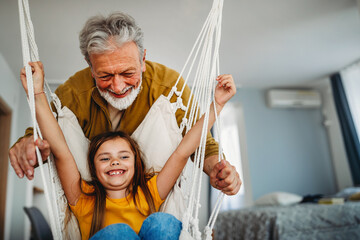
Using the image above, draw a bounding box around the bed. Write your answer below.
[214,201,360,240]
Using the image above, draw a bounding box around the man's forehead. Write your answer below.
[90,50,141,72]
[90,41,139,57]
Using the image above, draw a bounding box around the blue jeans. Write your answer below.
[90,212,182,240]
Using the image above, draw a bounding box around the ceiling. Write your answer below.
[1,0,359,89]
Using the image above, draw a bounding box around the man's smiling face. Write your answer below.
[90,41,146,110]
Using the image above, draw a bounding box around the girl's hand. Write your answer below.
[20,61,45,95]
[215,74,236,109]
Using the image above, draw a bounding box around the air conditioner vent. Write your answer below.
[267,89,321,108]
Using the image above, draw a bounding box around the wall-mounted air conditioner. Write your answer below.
[266,89,322,108]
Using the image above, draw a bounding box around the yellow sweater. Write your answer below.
[69,176,163,240]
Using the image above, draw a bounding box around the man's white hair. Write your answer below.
[79,12,144,65]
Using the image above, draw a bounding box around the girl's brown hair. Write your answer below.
[84,131,156,238]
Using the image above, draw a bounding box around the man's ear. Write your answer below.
[85,57,90,66]
[141,49,147,72]
[85,57,94,77]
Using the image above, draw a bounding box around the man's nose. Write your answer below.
[112,75,126,93]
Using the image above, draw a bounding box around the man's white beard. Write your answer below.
[97,82,141,111]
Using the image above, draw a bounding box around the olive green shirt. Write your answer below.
[24,61,219,159]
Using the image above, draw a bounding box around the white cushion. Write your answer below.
[254,192,302,206]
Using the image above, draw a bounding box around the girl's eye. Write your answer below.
[120,156,129,159]
[100,158,110,161]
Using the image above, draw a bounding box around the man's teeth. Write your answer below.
[119,86,132,94]
[109,86,132,95]
[109,170,124,176]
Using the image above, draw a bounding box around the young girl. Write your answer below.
[21,61,236,239]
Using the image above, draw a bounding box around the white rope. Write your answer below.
[175,0,225,239]
[18,0,62,239]
[203,1,226,238]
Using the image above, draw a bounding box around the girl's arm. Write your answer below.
[21,62,81,205]
[157,74,236,199]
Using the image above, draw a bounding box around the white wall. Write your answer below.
[234,88,337,200]
[1,53,31,240]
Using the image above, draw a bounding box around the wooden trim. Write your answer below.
[0,96,12,239]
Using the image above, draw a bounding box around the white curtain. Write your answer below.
[341,61,360,144]
[211,102,253,211]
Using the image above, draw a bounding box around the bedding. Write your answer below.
[214,201,360,240]
[254,192,302,206]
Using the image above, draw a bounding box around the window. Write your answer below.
[211,102,253,211]
[341,61,360,143]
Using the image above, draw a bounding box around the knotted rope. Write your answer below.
[18,0,63,238]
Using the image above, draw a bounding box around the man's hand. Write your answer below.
[209,159,241,195]
[9,135,50,180]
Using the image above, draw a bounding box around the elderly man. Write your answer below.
[9,12,241,196]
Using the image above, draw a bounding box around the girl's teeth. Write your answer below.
[109,170,124,175]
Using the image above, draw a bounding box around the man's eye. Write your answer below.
[123,73,134,77]
[99,75,112,80]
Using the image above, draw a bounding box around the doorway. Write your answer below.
[0,96,12,238]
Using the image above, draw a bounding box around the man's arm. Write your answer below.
[9,132,50,180]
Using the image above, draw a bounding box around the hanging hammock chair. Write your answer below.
[18,0,225,239]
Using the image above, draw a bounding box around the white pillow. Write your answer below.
[254,192,302,206]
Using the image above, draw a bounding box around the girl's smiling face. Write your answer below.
[94,137,135,199]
